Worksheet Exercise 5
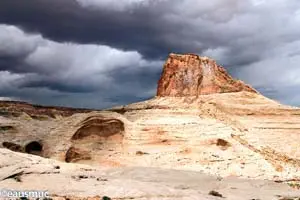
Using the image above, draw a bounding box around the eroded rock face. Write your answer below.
[72,116,125,140]
[65,147,91,163]
[157,53,257,96]
[2,142,23,152]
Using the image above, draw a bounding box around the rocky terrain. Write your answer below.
[1,148,300,200]
[1,53,300,199]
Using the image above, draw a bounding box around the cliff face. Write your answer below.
[157,53,257,96]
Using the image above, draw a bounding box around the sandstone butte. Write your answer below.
[1,53,300,200]
[157,53,257,96]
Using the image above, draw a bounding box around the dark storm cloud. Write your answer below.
[0,0,269,60]
[0,24,163,108]
[21,80,98,93]
[0,0,175,59]
[1,0,300,60]
[0,0,300,107]
[0,56,24,72]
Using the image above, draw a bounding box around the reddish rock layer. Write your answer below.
[157,53,257,96]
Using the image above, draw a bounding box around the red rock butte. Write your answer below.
[157,53,257,96]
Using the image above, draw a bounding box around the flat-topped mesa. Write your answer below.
[157,53,257,96]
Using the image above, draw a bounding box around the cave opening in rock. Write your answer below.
[25,141,43,155]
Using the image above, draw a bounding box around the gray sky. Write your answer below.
[0,0,300,108]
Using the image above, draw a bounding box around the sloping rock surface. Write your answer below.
[0,148,299,200]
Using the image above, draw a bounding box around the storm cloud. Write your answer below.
[0,0,300,108]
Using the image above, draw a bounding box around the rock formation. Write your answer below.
[1,53,300,199]
[157,53,257,96]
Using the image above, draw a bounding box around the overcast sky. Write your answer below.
[0,0,300,108]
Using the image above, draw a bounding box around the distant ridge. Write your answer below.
[0,101,96,117]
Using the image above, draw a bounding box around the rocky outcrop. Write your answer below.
[72,116,125,140]
[157,53,257,96]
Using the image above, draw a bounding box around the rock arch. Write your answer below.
[71,116,125,141]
